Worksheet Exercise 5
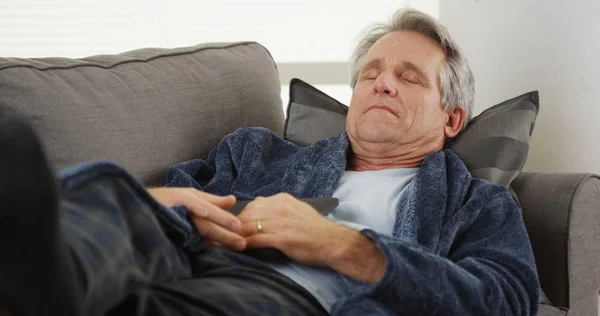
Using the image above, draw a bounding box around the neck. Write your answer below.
[349,154,423,171]
[347,140,443,172]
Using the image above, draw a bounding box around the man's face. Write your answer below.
[346,30,449,150]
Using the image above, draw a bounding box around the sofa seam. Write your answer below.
[0,41,265,72]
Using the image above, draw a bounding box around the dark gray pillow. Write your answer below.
[284,78,348,146]
[283,78,539,188]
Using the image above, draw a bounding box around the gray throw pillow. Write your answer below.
[284,79,348,146]
[283,78,539,188]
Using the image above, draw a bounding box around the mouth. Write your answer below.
[364,104,398,117]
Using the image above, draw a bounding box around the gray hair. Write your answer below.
[350,8,475,129]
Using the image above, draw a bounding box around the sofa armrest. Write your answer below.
[512,172,600,315]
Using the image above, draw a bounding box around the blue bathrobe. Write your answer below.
[164,127,540,315]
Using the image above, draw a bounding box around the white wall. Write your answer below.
[0,0,409,61]
[0,0,437,111]
[440,0,600,174]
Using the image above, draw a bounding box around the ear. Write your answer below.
[444,106,466,139]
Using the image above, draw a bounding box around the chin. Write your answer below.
[354,123,398,143]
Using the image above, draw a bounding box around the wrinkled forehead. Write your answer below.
[363,30,446,74]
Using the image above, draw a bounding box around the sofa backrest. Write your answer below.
[0,42,284,186]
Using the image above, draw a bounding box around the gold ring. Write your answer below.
[257,220,263,233]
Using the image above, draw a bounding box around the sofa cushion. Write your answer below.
[0,42,284,186]
[537,304,570,316]
[283,78,539,188]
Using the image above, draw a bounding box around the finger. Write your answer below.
[193,217,246,250]
[241,196,272,210]
[239,219,286,237]
[191,190,237,209]
[245,233,279,249]
[237,203,275,222]
[211,195,237,209]
[184,194,241,232]
[240,220,265,237]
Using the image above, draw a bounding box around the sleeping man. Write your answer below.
[0,8,540,316]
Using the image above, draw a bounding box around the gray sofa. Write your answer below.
[0,42,598,315]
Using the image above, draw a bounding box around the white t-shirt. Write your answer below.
[264,167,419,312]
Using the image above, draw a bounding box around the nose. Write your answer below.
[372,73,397,97]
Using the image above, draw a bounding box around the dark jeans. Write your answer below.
[58,161,327,316]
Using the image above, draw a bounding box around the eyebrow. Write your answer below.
[361,58,383,74]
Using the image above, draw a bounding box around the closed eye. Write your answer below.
[397,71,426,85]
[361,72,379,81]
[402,76,420,84]
[395,62,430,87]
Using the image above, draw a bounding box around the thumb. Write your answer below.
[205,194,237,209]
[217,195,237,209]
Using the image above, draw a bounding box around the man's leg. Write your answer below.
[106,247,329,316]
[0,117,192,316]
[0,118,81,316]
[0,117,327,316]
[58,161,193,315]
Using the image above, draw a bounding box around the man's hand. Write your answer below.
[237,193,386,282]
[148,187,246,250]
